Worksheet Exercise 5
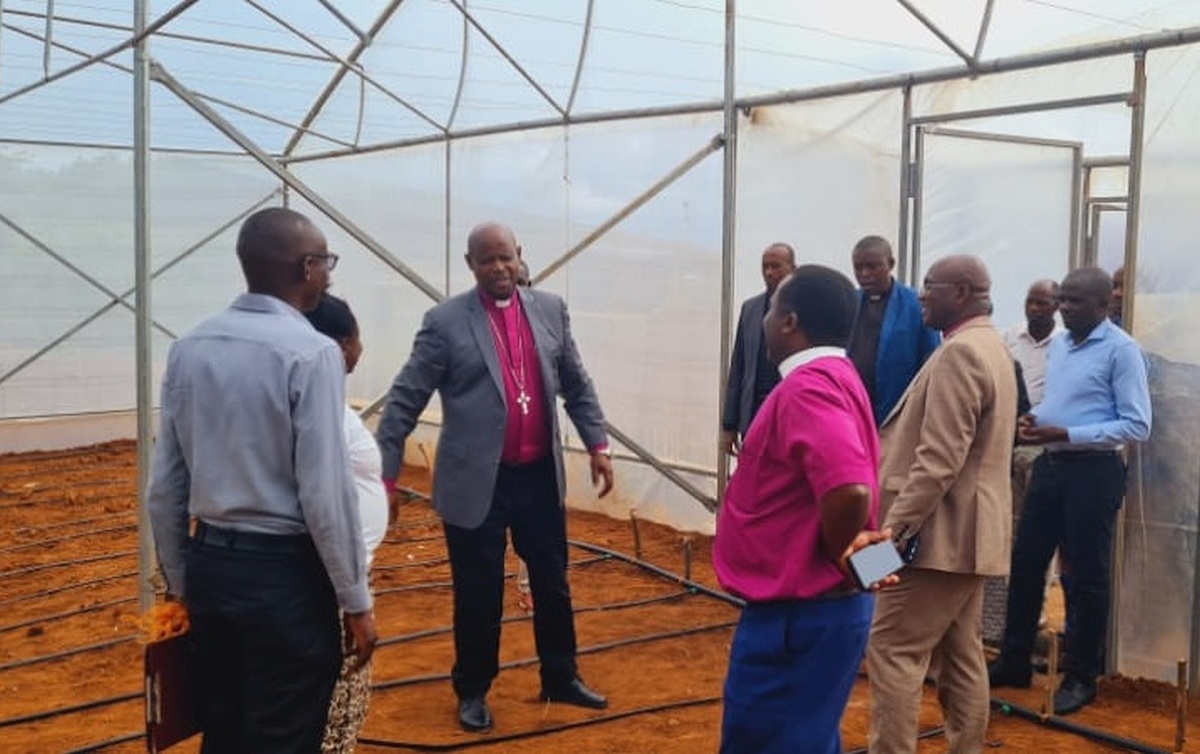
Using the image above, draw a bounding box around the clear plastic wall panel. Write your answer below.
[459,2,586,111]
[290,144,448,404]
[735,92,902,301]
[147,154,281,339]
[1092,210,1127,273]
[1113,44,1200,684]
[304,0,460,151]
[1089,166,1128,199]
[737,1,958,96]
[341,0,461,133]
[914,57,1130,124]
[566,453,716,535]
[571,0,722,115]
[556,150,722,466]
[0,308,173,420]
[917,132,1074,330]
[556,160,722,531]
[984,2,1200,59]
[0,49,133,145]
[448,126,571,296]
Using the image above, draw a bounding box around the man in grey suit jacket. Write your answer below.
[377,222,614,733]
[720,242,796,455]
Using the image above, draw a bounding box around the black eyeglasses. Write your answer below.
[304,253,339,271]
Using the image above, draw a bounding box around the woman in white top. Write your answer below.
[307,293,387,753]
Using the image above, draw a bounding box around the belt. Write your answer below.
[191,520,312,554]
[1043,448,1120,462]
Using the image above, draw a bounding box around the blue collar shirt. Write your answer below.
[1032,319,1151,450]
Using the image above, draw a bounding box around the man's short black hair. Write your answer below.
[776,264,858,347]
[305,292,357,341]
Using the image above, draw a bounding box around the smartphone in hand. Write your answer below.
[848,539,905,590]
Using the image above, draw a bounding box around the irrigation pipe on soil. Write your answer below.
[358,696,723,750]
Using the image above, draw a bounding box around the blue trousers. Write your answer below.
[721,593,874,754]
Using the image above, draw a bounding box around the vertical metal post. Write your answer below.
[716,0,737,505]
[133,0,155,613]
[910,125,926,283]
[897,85,912,284]
[1122,51,1146,331]
[444,142,452,294]
[1069,146,1083,271]
[42,0,53,77]
[1111,49,1147,678]
[1086,201,1101,267]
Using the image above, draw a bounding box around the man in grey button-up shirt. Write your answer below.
[148,207,376,752]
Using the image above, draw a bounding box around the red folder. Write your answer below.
[145,633,199,752]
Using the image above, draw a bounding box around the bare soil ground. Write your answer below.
[0,440,1191,753]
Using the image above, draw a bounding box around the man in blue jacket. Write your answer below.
[847,236,940,424]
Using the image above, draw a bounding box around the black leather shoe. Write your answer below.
[988,658,1032,689]
[457,696,493,732]
[540,677,608,709]
[1053,677,1097,715]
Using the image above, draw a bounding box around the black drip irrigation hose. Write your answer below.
[0,635,135,673]
[373,555,609,598]
[0,549,136,581]
[377,589,694,647]
[0,595,137,635]
[358,695,724,751]
[18,510,133,533]
[991,696,1171,754]
[0,691,141,729]
[373,555,450,573]
[844,725,945,754]
[372,619,736,692]
[0,522,138,555]
[567,539,745,609]
[61,730,145,753]
[380,533,448,546]
[0,570,136,607]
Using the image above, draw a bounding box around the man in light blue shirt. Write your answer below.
[148,207,377,752]
[989,266,1150,716]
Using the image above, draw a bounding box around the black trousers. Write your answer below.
[185,530,342,754]
[444,456,577,698]
[1000,451,1126,682]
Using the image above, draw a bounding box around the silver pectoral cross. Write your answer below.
[517,390,531,415]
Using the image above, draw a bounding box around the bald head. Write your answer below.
[467,222,518,258]
[236,207,329,310]
[920,255,992,331]
[1058,266,1112,338]
[465,221,522,300]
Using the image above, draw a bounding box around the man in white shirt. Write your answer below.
[1004,279,1062,408]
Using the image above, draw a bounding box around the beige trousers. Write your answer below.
[867,568,988,754]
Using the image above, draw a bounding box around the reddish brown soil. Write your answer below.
[0,440,1192,753]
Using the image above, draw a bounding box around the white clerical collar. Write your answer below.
[494,296,514,308]
[778,346,846,378]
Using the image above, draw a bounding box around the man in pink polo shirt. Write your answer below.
[715,264,890,754]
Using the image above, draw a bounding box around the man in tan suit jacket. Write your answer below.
[867,255,1017,754]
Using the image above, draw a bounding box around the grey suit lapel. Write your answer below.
[519,288,558,408]
[466,293,506,399]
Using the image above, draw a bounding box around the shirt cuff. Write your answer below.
[382,477,397,494]
[589,443,611,456]
[337,581,373,614]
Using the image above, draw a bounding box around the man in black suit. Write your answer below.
[721,242,796,456]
